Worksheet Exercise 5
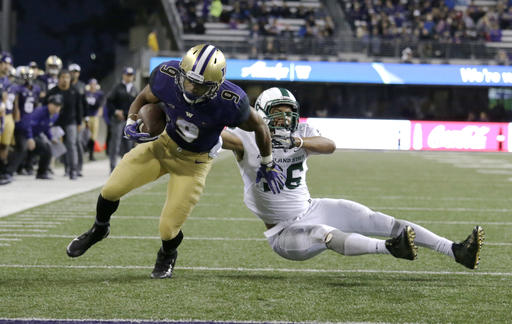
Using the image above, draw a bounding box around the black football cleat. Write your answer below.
[452,226,485,269]
[66,224,110,257]
[151,248,178,279]
[386,225,418,260]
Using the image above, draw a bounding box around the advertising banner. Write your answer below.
[410,121,508,151]
[149,57,512,86]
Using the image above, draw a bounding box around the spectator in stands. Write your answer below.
[401,47,414,63]
[47,69,83,180]
[209,0,223,21]
[22,94,62,180]
[106,66,138,172]
[479,111,490,122]
[496,49,510,65]
[489,21,503,41]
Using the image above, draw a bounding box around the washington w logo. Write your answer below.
[185,111,194,118]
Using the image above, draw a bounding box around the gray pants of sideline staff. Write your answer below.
[108,118,134,172]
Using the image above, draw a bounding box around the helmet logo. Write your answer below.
[191,45,216,77]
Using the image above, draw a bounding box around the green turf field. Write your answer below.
[1,150,511,323]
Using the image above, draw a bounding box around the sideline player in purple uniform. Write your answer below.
[37,55,62,97]
[16,66,42,174]
[66,44,285,279]
[20,94,62,179]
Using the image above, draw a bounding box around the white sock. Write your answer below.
[344,233,390,256]
[399,220,454,258]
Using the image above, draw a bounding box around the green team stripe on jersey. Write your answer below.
[278,87,289,97]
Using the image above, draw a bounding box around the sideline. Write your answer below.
[0,151,234,218]
[0,159,110,217]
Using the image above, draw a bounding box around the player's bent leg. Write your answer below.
[153,163,211,278]
[269,224,333,261]
[101,143,164,201]
[326,229,393,256]
[308,199,395,236]
[66,142,164,258]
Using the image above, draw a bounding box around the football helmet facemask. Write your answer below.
[178,44,226,104]
[45,55,62,76]
[255,87,300,133]
[16,66,35,85]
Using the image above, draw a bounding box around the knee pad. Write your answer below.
[325,229,351,255]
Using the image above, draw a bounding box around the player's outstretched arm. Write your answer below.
[238,108,285,194]
[237,108,272,158]
[220,130,244,161]
[126,85,159,120]
[298,136,336,154]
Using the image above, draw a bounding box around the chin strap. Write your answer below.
[182,93,206,105]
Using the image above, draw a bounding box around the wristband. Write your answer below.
[261,154,273,165]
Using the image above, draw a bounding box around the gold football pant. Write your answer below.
[87,115,100,141]
[101,132,212,240]
[0,113,15,146]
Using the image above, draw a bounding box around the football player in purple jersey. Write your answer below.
[66,44,285,279]
[15,66,42,175]
[37,55,62,97]
[20,94,62,180]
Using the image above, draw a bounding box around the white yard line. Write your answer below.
[10,215,512,225]
[0,318,357,324]
[0,233,509,246]
[0,224,56,228]
[0,221,62,224]
[371,206,512,212]
[0,229,48,232]
[0,263,510,277]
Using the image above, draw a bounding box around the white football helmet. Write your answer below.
[255,87,300,133]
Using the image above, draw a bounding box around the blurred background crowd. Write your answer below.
[1,0,512,185]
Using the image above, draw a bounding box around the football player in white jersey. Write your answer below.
[221,87,484,269]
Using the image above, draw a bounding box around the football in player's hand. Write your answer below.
[138,103,166,137]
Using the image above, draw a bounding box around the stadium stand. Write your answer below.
[162,0,512,64]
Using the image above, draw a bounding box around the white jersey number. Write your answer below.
[263,162,303,192]
[176,117,199,143]
[24,97,35,114]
